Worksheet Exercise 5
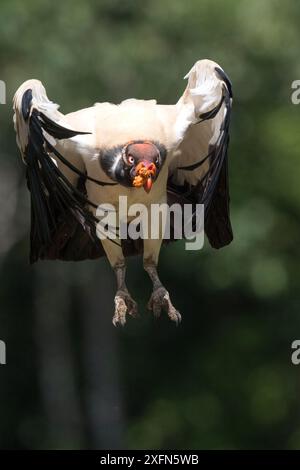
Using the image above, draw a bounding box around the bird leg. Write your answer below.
[112,262,138,326]
[144,261,181,324]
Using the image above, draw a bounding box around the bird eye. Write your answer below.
[127,155,135,165]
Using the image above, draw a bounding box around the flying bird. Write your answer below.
[13,59,233,326]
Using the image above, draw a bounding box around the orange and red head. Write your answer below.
[100,140,167,192]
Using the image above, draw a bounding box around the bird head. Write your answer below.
[101,140,166,192]
[123,141,160,193]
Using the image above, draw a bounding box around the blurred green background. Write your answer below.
[1,0,300,450]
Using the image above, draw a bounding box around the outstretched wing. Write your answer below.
[168,60,233,248]
[13,80,115,262]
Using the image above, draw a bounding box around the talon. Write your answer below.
[112,290,138,326]
[147,297,161,318]
[147,287,181,324]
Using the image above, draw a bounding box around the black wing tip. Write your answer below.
[215,66,233,98]
[208,231,233,249]
[21,89,33,121]
[39,112,91,139]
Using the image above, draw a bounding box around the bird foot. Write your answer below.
[147,287,181,324]
[112,290,138,326]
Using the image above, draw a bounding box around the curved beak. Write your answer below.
[132,161,157,192]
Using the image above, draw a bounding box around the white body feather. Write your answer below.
[13,59,232,266]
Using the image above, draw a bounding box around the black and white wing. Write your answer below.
[13,79,115,262]
[168,59,233,248]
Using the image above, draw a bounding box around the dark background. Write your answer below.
[1,0,300,450]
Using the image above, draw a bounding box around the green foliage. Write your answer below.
[0,0,300,450]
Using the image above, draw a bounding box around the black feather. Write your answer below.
[23,95,120,263]
[39,112,91,140]
[168,80,233,249]
[21,89,32,121]
[215,67,233,98]
[199,95,224,121]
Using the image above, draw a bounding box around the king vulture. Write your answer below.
[13,59,233,325]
